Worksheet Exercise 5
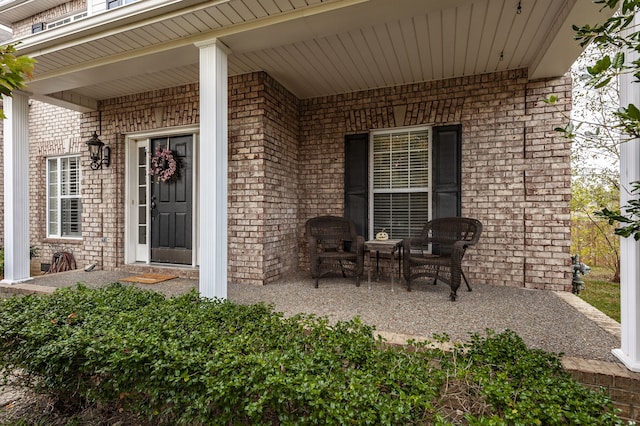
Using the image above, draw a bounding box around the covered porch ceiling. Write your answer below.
[11,0,613,112]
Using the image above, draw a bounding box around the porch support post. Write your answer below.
[2,92,32,284]
[613,14,640,372]
[196,39,229,299]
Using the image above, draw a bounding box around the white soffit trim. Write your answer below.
[529,0,615,79]
[27,0,368,84]
[15,0,228,52]
[18,0,368,57]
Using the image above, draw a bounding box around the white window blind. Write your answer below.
[48,156,82,238]
[371,128,430,239]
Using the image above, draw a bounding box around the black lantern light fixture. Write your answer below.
[86,131,110,170]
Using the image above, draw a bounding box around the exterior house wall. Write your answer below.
[27,101,84,271]
[89,0,108,15]
[0,99,83,269]
[228,72,299,284]
[11,0,86,39]
[9,67,571,290]
[23,73,297,285]
[262,74,300,283]
[91,84,200,273]
[298,68,572,291]
[228,74,266,284]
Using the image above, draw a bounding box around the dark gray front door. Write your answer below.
[151,135,193,264]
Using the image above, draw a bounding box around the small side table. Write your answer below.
[364,239,403,292]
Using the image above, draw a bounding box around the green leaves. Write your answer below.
[597,181,640,240]
[459,330,622,425]
[612,50,625,69]
[0,286,623,424]
[0,43,36,119]
[587,55,611,75]
[568,0,640,239]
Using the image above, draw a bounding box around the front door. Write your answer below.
[150,135,193,264]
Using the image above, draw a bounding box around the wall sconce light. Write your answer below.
[85,131,111,170]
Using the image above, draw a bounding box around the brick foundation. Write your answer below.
[564,357,640,423]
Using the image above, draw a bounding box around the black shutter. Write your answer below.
[433,125,462,218]
[344,134,368,237]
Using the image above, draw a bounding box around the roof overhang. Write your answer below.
[0,0,70,26]
[9,0,616,111]
[529,0,608,80]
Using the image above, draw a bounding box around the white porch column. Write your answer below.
[2,92,32,284]
[612,135,640,372]
[613,14,640,372]
[196,39,229,299]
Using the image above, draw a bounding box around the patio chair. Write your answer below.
[305,215,365,288]
[402,217,482,301]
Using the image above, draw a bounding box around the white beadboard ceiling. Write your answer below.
[12,0,613,111]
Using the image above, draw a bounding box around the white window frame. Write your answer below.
[368,126,432,240]
[46,155,82,239]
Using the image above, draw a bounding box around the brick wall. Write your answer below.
[82,75,299,284]
[299,69,573,290]
[523,78,573,290]
[8,68,572,289]
[228,72,300,284]
[96,84,200,272]
[564,357,640,423]
[11,0,86,39]
[9,75,300,285]
[229,74,267,284]
[262,74,300,283]
[26,101,84,270]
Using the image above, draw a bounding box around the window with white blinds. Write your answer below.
[47,156,82,238]
[370,128,430,239]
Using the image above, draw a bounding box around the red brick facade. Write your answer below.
[3,68,572,290]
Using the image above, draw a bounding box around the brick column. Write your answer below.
[196,39,229,299]
[2,92,32,283]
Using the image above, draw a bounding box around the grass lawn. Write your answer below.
[579,266,620,323]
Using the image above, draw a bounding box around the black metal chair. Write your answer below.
[402,217,482,301]
[305,216,365,288]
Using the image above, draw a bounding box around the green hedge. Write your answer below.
[0,284,622,425]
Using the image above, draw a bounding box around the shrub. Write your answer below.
[457,330,622,425]
[0,284,623,425]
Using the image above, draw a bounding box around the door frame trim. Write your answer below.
[124,125,200,267]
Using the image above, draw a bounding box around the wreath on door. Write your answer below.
[149,146,179,183]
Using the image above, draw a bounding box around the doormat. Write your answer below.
[120,273,177,285]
